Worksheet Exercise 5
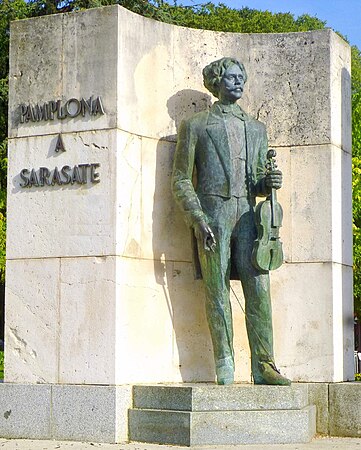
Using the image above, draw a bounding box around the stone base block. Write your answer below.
[132,383,310,410]
[128,384,316,446]
[0,384,51,439]
[0,383,132,443]
[329,383,361,437]
[129,406,316,446]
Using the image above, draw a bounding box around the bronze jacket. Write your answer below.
[171,102,270,279]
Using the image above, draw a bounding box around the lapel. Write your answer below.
[243,120,255,177]
[206,103,231,181]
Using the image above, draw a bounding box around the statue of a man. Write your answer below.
[172,57,291,385]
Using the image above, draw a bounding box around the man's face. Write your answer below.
[218,64,245,104]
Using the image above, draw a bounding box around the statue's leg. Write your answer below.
[233,236,274,378]
[232,199,290,385]
[197,196,235,384]
[239,266,275,382]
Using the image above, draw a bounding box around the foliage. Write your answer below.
[0,351,3,379]
[352,46,361,95]
[352,45,361,319]
[0,0,33,284]
[165,5,326,34]
[352,85,361,318]
[355,373,361,381]
[29,0,175,20]
[23,0,329,33]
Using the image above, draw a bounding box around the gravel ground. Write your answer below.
[0,437,360,450]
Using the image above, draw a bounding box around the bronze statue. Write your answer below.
[172,57,290,386]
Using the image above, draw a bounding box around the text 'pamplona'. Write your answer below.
[19,96,105,123]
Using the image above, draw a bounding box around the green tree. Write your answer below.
[352,55,361,318]
[166,5,326,33]
[0,0,34,283]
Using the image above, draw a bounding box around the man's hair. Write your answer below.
[203,57,247,98]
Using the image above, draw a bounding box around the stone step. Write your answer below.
[129,384,316,446]
[132,383,309,411]
[128,405,316,446]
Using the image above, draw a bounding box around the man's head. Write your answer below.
[203,57,247,101]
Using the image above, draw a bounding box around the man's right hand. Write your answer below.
[194,220,216,252]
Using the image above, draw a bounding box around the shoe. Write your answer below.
[216,358,234,385]
[254,361,291,386]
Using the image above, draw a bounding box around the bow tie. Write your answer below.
[218,103,246,120]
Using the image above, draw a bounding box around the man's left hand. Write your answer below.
[265,170,282,190]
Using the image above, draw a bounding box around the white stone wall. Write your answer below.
[6,5,353,384]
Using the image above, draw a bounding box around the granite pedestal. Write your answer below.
[128,384,316,446]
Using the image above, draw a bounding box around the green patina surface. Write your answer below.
[172,58,290,386]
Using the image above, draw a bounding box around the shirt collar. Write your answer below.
[214,102,247,120]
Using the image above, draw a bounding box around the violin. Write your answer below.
[252,149,284,272]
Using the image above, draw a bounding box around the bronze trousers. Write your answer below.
[197,194,275,382]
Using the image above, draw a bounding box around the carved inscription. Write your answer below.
[16,94,105,189]
[19,96,105,123]
[19,163,101,188]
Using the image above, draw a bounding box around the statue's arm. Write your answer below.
[171,119,208,228]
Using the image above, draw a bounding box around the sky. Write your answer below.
[180,0,361,49]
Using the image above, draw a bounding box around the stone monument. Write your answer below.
[0,4,356,444]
